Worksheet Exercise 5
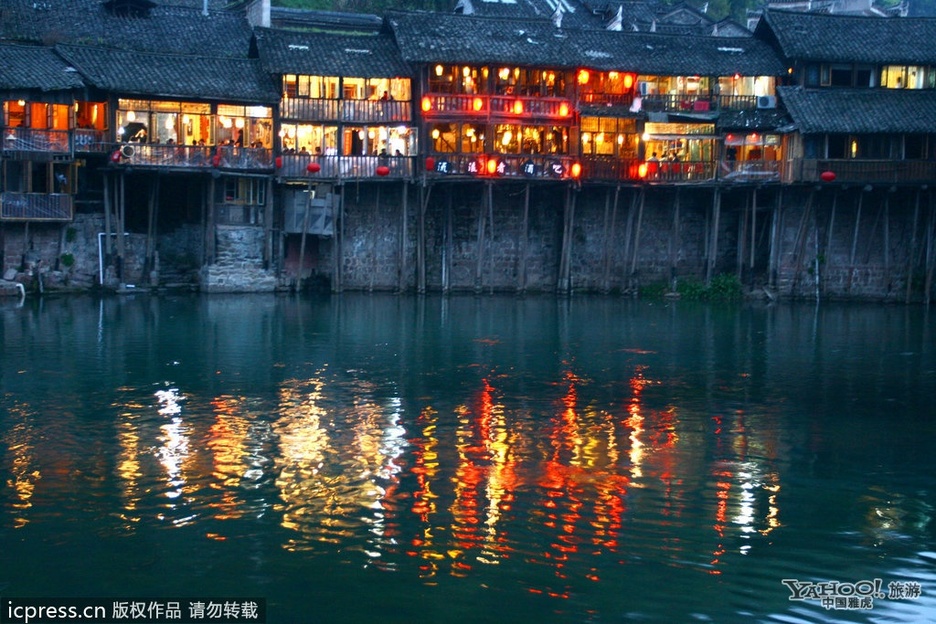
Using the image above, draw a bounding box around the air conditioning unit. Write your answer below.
[120,144,135,158]
[757,95,777,109]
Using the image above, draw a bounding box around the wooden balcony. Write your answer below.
[426,153,577,180]
[112,144,273,171]
[421,94,572,120]
[277,153,413,181]
[785,159,936,185]
[2,128,71,160]
[1,192,73,221]
[280,99,412,124]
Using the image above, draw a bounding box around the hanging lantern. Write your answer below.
[820,170,836,182]
[110,149,121,163]
[570,162,582,179]
[307,161,321,174]
[486,158,498,175]
[425,156,435,171]
[275,156,283,168]
[376,165,391,177]
[421,96,432,112]
[472,97,484,112]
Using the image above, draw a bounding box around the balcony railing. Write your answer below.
[583,156,772,184]
[426,153,577,180]
[421,94,572,119]
[277,154,413,180]
[113,144,273,171]
[74,129,110,153]
[1,192,73,221]
[786,159,936,184]
[281,98,412,124]
[2,128,71,158]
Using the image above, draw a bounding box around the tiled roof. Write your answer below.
[1,0,252,59]
[255,28,411,78]
[757,10,936,64]
[572,30,785,75]
[777,86,936,133]
[453,0,607,30]
[0,43,85,91]
[387,11,580,68]
[388,11,783,76]
[55,44,279,103]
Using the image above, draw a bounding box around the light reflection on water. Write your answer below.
[0,294,934,622]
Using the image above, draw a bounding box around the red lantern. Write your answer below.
[275,156,283,168]
[820,171,836,182]
[110,150,121,163]
[425,156,435,171]
[376,165,391,177]
[307,161,321,174]
[212,153,221,167]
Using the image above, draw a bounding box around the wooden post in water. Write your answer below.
[102,173,113,273]
[790,188,814,295]
[750,187,757,273]
[736,191,748,281]
[628,186,645,291]
[334,182,345,293]
[621,189,637,286]
[825,189,838,286]
[206,175,216,265]
[143,176,159,285]
[557,185,575,294]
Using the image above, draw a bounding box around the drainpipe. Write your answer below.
[203,0,208,17]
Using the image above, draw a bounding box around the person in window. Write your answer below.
[380,91,391,101]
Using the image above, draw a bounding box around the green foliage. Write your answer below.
[60,253,75,268]
[639,274,743,301]
[65,227,78,243]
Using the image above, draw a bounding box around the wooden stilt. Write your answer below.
[621,190,638,286]
[750,187,757,271]
[334,183,345,293]
[737,191,748,280]
[847,189,864,293]
[768,188,783,290]
[417,183,427,294]
[206,175,216,265]
[518,183,530,294]
[116,173,126,282]
[706,187,721,285]
[442,185,452,294]
[297,183,312,292]
[670,187,680,291]
[264,177,273,270]
[924,192,934,305]
[602,185,620,294]
[399,181,409,293]
[487,182,495,294]
[557,185,575,294]
[906,189,921,303]
[629,186,645,289]
[790,189,814,295]
[474,183,488,292]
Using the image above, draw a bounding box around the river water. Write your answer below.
[1,294,934,623]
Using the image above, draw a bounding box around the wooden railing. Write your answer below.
[280,99,412,124]
[74,129,110,153]
[112,144,273,171]
[2,128,71,157]
[421,94,572,119]
[277,153,413,180]
[1,192,73,221]
[785,159,936,184]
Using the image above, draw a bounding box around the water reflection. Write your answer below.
[0,295,933,622]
